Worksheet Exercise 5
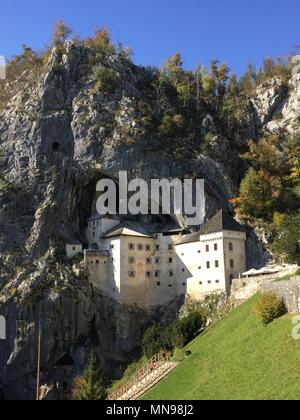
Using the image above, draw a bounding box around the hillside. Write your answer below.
[143,296,300,400]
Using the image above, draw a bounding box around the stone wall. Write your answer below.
[261,277,300,313]
[231,275,277,302]
[231,276,300,314]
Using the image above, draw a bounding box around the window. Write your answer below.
[137,244,144,251]
[230,259,234,269]
[208,280,212,285]
[169,258,173,263]
[206,261,210,269]
[110,244,114,250]
[156,245,160,251]
[128,243,135,251]
[96,260,100,265]
[146,271,152,278]
[206,245,209,252]
[169,284,173,288]
[168,244,173,250]
[155,257,160,264]
[93,232,96,238]
[216,280,220,284]
[182,283,186,287]
[145,257,151,264]
[128,256,135,264]
[157,282,161,287]
[155,271,160,278]
[145,244,152,251]
[198,250,201,254]
[72,247,76,251]
[90,261,94,265]
[169,271,174,277]
[215,260,219,268]
[128,271,136,278]
[198,267,201,270]
[214,243,218,251]
[182,268,185,272]
[199,281,203,285]
[229,242,233,251]
[92,221,96,227]
[181,253,184,257]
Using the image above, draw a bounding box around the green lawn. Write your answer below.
[142,296,300,400]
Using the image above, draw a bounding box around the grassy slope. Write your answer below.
[143,296,300,400]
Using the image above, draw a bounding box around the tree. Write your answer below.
[52,20,72,45]
[142,324,171,359]
[272,212,300,264]
[233,168,282,222]
[72,351,106,400]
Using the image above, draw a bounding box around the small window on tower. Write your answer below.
[230,259,234,269]
[169,271,174,277]
[214,243,218,251]
[169,258,173,263]
[128,256,136,264]
[229,243,233,251]
[128,243,135,251]
[155,257,160,264]
[156,245,160,251]
[137,244,144,251]
[145,257,151,264]
[146,244,151,251]
[168,244,173,250]
[146,271,152,278]
[128,271,136,278]
[215,260,219,268]
[72,247,76,251]
[155,271,160,278]
[206,245,209,252]
[206,261,210,269]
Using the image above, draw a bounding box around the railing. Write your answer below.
[108,352,173,401]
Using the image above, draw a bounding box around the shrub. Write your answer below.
[171,312,203,349]
[142,324,172,359]
[93,67,120,95]
[255,292,286,325]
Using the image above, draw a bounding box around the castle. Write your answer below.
[66,209,247,309]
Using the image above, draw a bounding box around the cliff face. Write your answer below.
[0,42,299,398]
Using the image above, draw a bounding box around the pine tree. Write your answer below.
[52,20,72,45]
[72,351,106,400]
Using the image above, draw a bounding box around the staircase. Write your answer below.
[108,353,177,401]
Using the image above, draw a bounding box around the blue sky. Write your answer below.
[0,0,299,75]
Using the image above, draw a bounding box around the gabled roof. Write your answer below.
[103,224,152,239]
[175,209,244,245]
[199,209,244,235]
